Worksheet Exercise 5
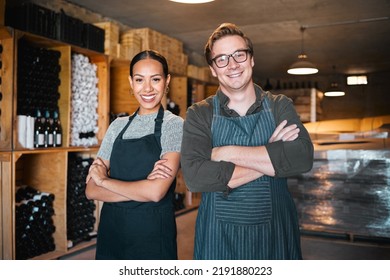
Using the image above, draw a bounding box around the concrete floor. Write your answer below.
[61,209,390,260]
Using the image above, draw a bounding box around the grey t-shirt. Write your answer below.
[98,110,183,160]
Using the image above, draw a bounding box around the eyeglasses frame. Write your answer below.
[211,49,252,68]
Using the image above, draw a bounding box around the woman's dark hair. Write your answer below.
[130,50,169,77]
[204,23,254,66]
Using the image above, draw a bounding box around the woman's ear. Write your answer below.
[128,76,133,90]
[166,74,171,87]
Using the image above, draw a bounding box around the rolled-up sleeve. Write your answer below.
[180,100,235,192]
[265,93,314,177]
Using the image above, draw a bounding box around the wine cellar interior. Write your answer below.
[0,0,390,262]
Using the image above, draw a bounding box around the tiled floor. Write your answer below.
[61,209,390,260]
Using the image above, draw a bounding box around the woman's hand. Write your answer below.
[86,158,109,186]
[147,159,173,180]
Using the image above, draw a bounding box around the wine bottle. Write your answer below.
[34,110,45,148]
[52,110,62,147]
[43,110,54,147]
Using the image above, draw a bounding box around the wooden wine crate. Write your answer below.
[68,150,101,239]
[94,21,120,58]
[187,65,211,82]
[66,44,110,147]
[54,45,71,148]
[12,32,73,150]
[11,150,67,259]
[170,52,188,76]
[12,31,109,151]
[120,31,142,61]
[110,65,137,115]
[87,52,110,145]
[10,149,101,260]
[169,76,187,119]
[124,28,185,65]
[128,27,165,52]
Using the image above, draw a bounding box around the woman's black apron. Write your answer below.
[95,106,177,260]
[193,95,302,260]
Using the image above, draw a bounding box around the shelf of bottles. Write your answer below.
[70,53,99,147]
[15,185,56,259]
[13,30,109,151]
[13,150,68,259]
[14,34,67,151]
[67,153,98,248]
[17,38,63,149]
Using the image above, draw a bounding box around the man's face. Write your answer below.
[209,35,254,94]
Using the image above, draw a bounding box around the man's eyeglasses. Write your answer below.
[211,49,251,68]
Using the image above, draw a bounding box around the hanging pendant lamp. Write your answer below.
[287,27,319,75]
[324,65,346,97]
[324,82,345,97]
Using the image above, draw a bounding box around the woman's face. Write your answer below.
[129,58,170,115]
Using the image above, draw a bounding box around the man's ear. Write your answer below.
[209,65,217,77]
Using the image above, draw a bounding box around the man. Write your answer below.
[180,23,314,260]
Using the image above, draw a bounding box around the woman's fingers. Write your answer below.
[148,159,173,179]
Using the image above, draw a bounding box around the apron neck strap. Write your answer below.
[154,105,164,139]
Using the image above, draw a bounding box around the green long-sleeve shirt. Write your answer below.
[180,84,314,192]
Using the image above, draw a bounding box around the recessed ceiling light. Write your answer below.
[347,75,368,85]
[170,0,214,3]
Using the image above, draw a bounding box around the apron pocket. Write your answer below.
[215,180,272,225]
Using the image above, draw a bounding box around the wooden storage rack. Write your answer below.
[0,27,109,259]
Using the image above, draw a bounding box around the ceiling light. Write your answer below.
[169,0,214,3]
[287,27,318,75]
[347,75,368,85]
[324,65,345,97]
[324,82,345,97]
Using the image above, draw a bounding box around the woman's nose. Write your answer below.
[144,80,153,92]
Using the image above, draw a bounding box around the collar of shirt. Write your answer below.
[216,83,266,117]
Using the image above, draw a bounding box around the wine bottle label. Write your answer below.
[38,134,44,145]
[48,134,53,145]
[56,134,62,145]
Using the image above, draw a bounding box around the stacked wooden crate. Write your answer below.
[125,28,188,76]
[92,24,187,75]
[93,21,120,58]
[119,31,142,61]
[187,64,217,83]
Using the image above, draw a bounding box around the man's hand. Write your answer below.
[269,120,300,143]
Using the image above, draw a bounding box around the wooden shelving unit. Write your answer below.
[0,28,109,259]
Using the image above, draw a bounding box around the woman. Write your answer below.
[86,50,183,260]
